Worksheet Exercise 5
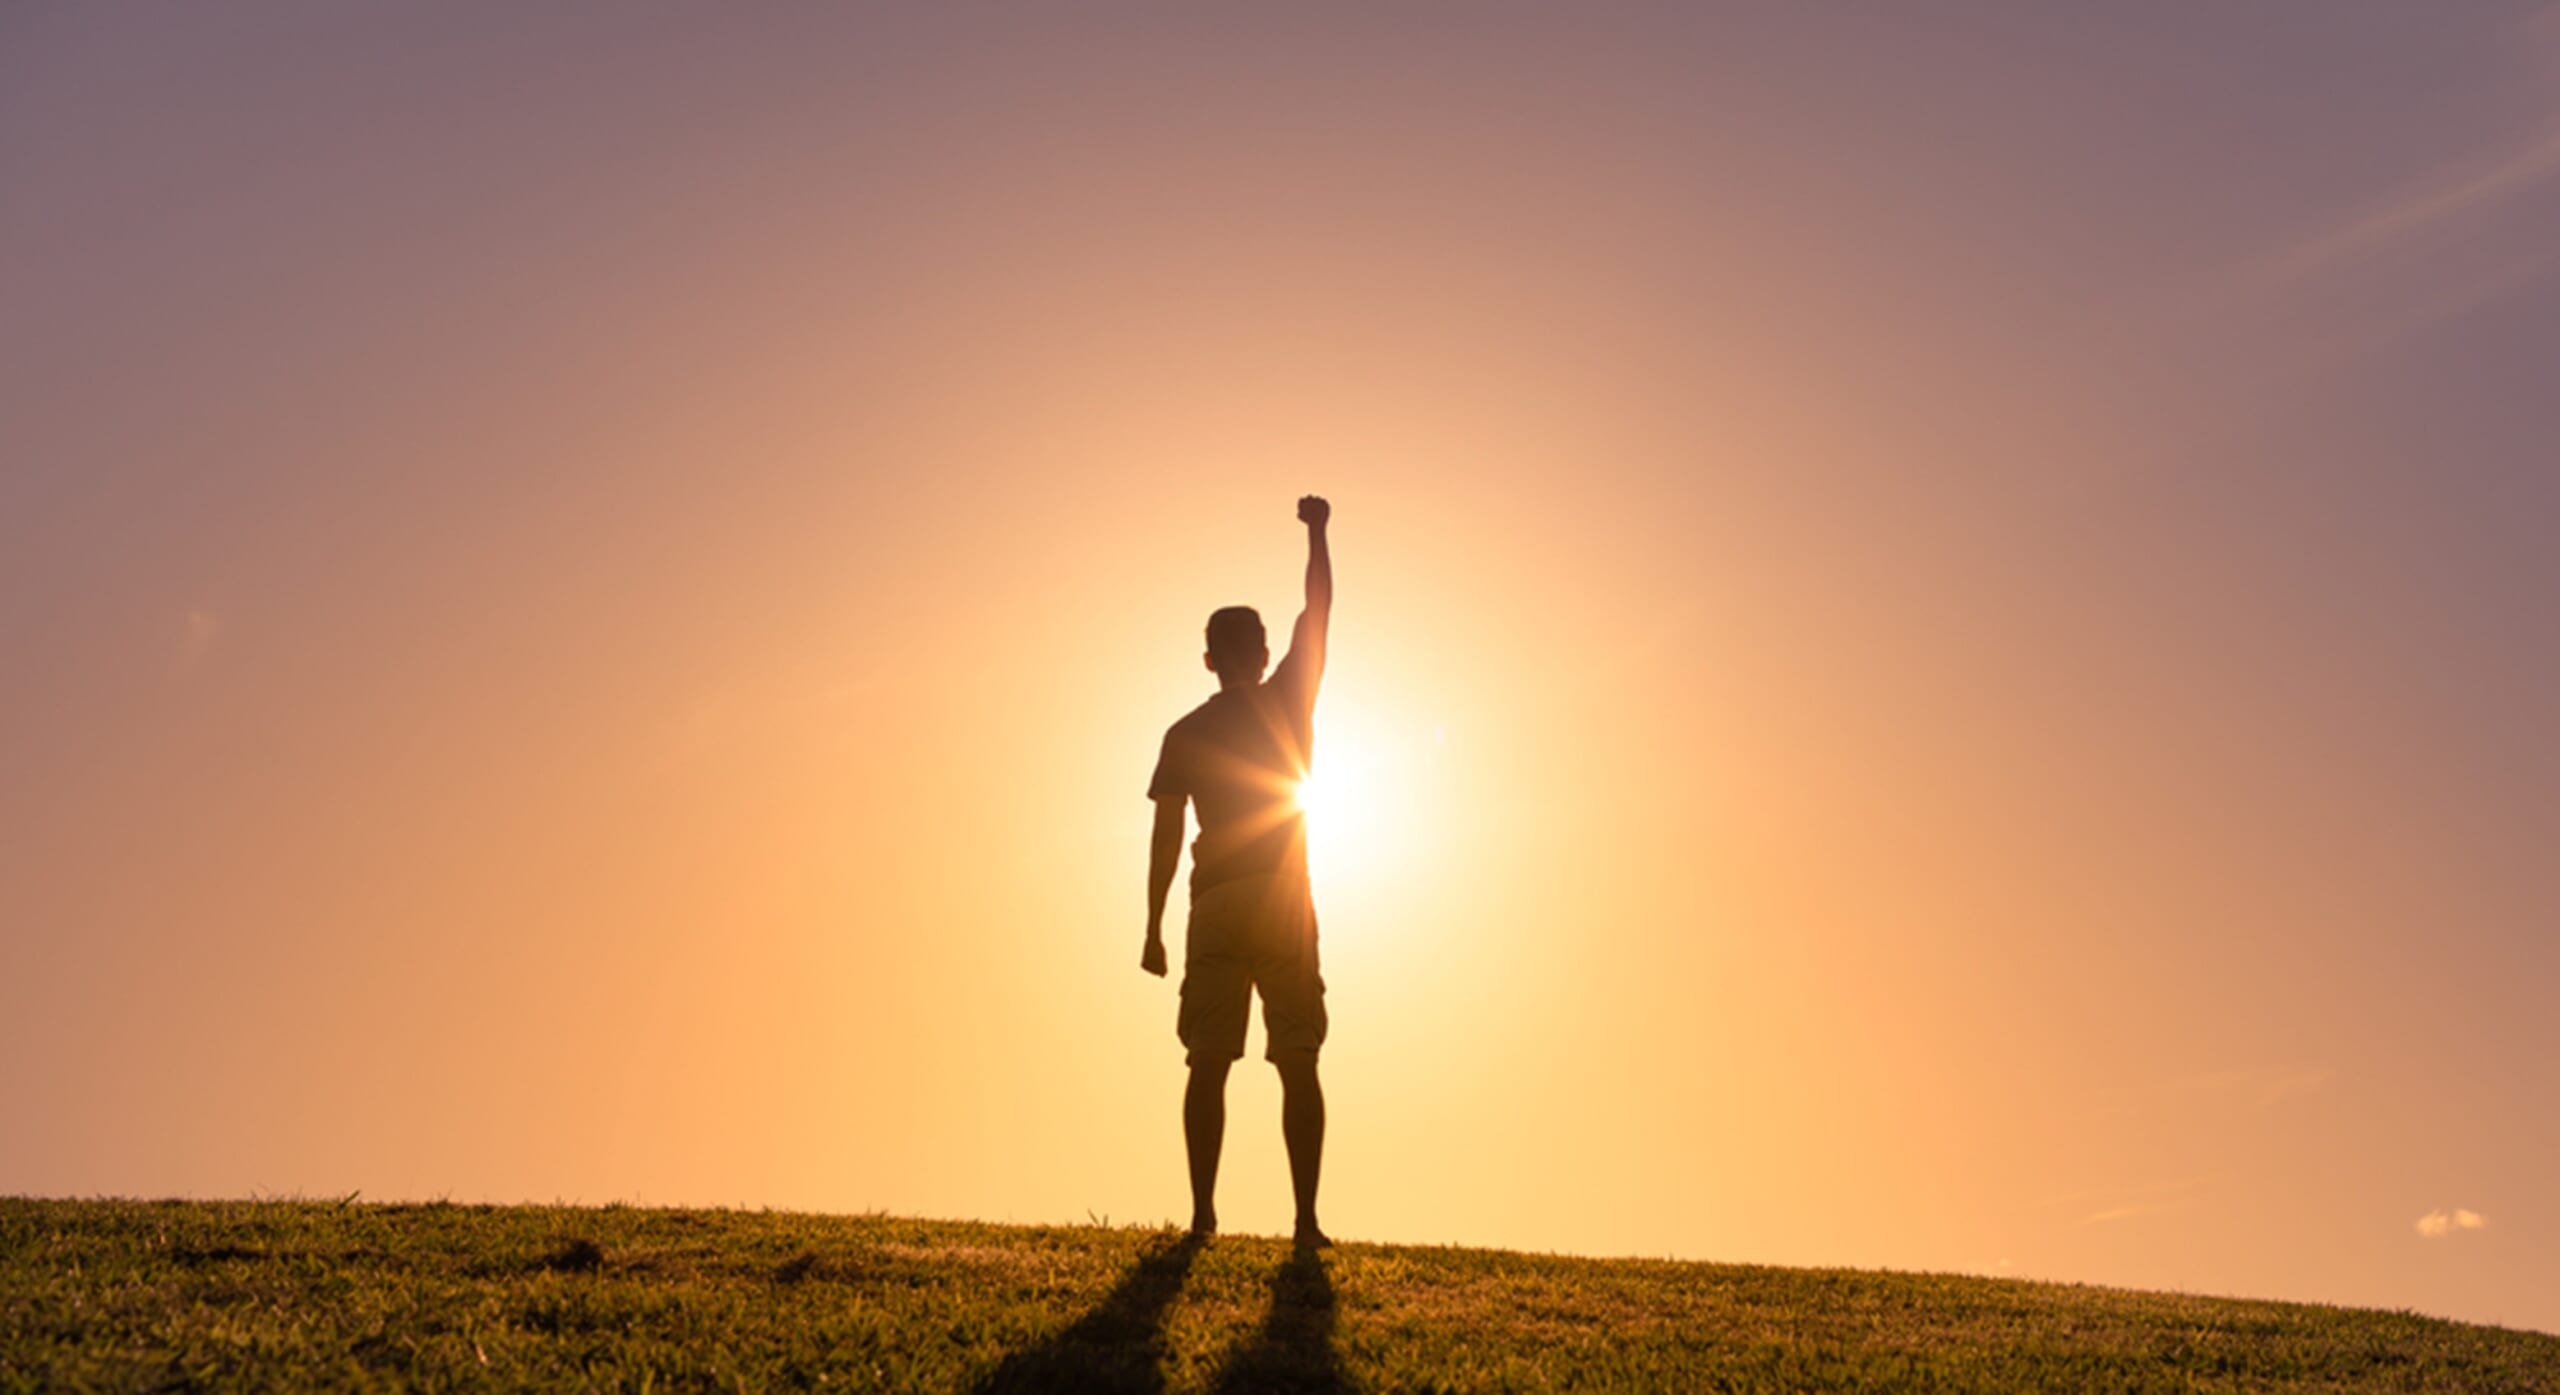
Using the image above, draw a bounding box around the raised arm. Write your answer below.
[1286,495,1332,685]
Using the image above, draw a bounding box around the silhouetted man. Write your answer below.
[1142,495,1332,1247]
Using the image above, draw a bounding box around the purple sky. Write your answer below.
[6,3,2557,1334]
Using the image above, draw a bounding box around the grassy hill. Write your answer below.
[3,1199,2552,1392]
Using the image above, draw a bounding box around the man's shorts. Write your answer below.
[1178,875,1326,1066]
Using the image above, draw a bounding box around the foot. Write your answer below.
[1189,1212,1218,1239]
[1292,1222,1332,1250]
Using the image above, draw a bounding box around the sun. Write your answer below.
[1294,761,1371,836]
[1292,707,1408,891]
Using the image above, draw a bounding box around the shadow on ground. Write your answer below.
[969,1238,1344,1395]
[971,1234,1203,1394]
[1210,1248,1344,1394]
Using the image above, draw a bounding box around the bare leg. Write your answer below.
[1184,1059,1231,1234]
[1276,1056,1327,1245]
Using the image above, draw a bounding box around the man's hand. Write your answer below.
[1298,495,1330,528]
[1140,934,1168,978]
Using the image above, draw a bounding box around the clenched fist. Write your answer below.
[1298,495,1331,528]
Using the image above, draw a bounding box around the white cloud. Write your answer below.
[2024,1176,2209,1220]
[2416,1208,2489,1239]
[2251,8,2560,345]
[2276,119,2560,284]
[2077,1197,2199,1228]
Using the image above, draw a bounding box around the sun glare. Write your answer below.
[1295,706,1417,892]
[1294,763,1366,830]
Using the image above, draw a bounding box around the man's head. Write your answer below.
[1204,605,1268,686]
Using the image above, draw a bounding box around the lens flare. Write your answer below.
[1295,710,1402,891]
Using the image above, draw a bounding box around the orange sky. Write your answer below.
[5,5,2557,1334]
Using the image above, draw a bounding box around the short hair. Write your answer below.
[1205,605,1266,673]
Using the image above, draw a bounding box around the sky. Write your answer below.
[4,2,2557,1336]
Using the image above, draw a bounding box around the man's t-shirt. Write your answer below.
[1148,650,1318,896]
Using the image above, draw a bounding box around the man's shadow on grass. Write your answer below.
[972,1233,1203,1395]
[969,1238,1344,1395]
[1209,1247,1345,1395]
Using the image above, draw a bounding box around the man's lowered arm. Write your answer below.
[1142,796,1184,977]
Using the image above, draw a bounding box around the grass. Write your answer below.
[4,1199,2554,1392]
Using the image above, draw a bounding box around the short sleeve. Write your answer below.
[1146,730,1186,801]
